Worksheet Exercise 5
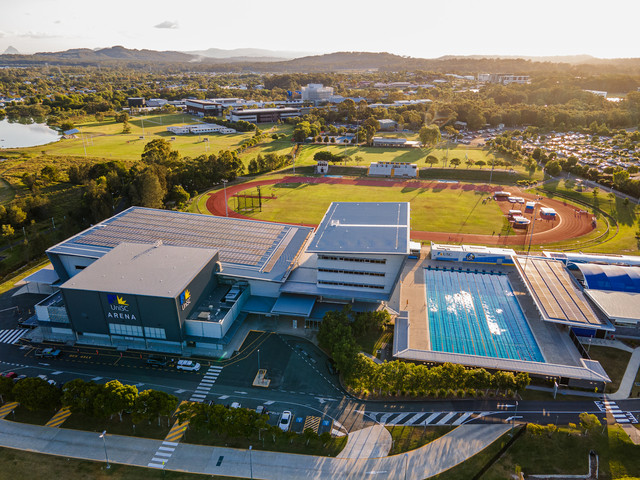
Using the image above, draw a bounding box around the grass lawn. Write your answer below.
[587,346,632,393]
[540,179,640,255]
[387,425,452,455]
[486,425,640,479]
[9,405,59,426]
[235,183,505,234]
[11,114,291,166]
[183,427,347,457]
[356,328,392,356]
[0,447,228,480]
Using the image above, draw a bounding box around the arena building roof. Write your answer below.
[574,263,640,293]
[514,257,612,331]
[47,207,313,283]
[307,202,410,255]
[60,242,218,298]
[542,251,640,267]
[583,290,640,325]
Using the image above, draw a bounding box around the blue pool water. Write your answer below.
[425,268,545,362]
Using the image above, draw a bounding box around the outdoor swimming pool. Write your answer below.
[425,267,544,362]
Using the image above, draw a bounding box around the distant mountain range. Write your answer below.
[2,46,19,55]
[184,47,314,61]
[0,46,639,73]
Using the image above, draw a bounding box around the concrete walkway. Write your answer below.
[608,347,640,401]
[0,419,510,479]
[577,336,634,353]
[336,425,392,459]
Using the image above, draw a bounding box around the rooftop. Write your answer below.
[48,207,313,283]
[584,290,640,322]
[307,202,410,255]
[60,242,218,298]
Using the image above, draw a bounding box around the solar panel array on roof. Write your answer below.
[72,208,285,267]
[516,257,603,327]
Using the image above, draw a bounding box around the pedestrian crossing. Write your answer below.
[0,329,27,344]
[594,400,638,424]
[365,411,480,426]
[189,365,223,402]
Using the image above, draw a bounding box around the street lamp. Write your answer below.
[404,452,409,480]
[249,445,253,480]
[222,179,228,217]
[99,430,110,469]
[257,349,260,371]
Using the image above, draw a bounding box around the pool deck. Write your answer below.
[399,252,584,368]
[400,253,431,350]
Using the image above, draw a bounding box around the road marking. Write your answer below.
[0,329,27,344]
[50,371,63,375]
[423,413,442,425]
[148,462,165,468]
[218,395,229,400]
[387,413,412,425]
[158,446,175,452]
[264,400,275,405]
[453,412,473,425]
[191,394,206,399]
[155,452,172,457]
[91,376,103,381]
[163,441,179,447]
[174,389,186,394]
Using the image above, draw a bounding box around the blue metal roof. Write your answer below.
[271,294,316,317]
[307,202,410,255]
[575,263,640,293]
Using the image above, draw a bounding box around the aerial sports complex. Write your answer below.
[22,197,640,389]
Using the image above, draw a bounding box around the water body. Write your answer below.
[0,118,60,149]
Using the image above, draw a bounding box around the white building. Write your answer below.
[167,124,236,135]
[301,84,334,103]
[368,162,418,178]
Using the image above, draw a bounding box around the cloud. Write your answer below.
[54,20,61,24]
[19,31,61,39]
[154,20,179,29]
[0,31,6,38]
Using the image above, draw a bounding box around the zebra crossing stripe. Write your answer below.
[423,412,442,425]
[0,329,27,344]
[405,413,426,425]
[437,412,457,425]
[453,412,473,425]
[387,413,412,425]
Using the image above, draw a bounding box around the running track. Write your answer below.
[205,176,594,246]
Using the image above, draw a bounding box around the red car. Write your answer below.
[2,372,17,379]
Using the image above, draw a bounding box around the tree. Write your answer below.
[62,379,103,415]
[545,160,562,177]
[613,170,629,188]
[1,224,14,249]
[142,139,179,165]
[7,205,27,226]
[303,427,318,446]
[95,380,138,421]
[13,377,61,411]
[449,158,461,168]
[133,389,179,427]
[475,160,486,169]
[0,376,14,403]
[167,185,190,208]
[419,125,441,147]
[425,155,439,167]
[465,158,475,168]
[133,170,166,208]
[579,412,601,434]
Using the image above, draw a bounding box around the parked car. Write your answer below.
[256,405,268,415]
[2,372,17,379]
[278,410,292,432]
[34,348,62,358]
[146,355,168,366]
[230,402,242,409]
[176,360,201,371]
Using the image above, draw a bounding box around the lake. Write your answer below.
[0,118,60,149]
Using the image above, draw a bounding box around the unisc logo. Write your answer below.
[180,289,191,311]
[106,294,136,320]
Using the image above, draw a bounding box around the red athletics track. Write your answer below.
[205,176,595,246]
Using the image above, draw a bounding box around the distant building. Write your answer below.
[167,124,236,135]
[146,98,168,108]
[478,74,530,85]
[185,99,224,117]
[368,161,418,178]
[227,107,301,123]
[301,84,334,103]
[127,97,146,108]
[371,137,421,148]
[378,119,399,131]
[585,90,607,98]
[315,160,329,174]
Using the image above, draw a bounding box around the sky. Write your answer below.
[1,0,638,59]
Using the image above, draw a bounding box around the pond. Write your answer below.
[0,118,60,149]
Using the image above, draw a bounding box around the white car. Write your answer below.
[279,410,292,432]
[176,360,201,371]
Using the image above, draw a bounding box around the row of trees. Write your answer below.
[0,376,179,426]
[318,307,530,398]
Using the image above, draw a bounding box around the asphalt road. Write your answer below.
[1,288,639,434]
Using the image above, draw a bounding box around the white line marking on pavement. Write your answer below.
[423,412,442,425]
[453,412,473,425]
[437,412,457,425]
[162,441,179,447]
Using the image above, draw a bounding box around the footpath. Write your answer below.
[0,418,510,479]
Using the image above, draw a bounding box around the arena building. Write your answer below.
[33,203,409,352]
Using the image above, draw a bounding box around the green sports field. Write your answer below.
[234,183,505,234]
[22,113,287,163]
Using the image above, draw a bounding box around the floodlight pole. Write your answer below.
[257,349,260,370]
[222,179,228,217]
[99,430,110,469]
